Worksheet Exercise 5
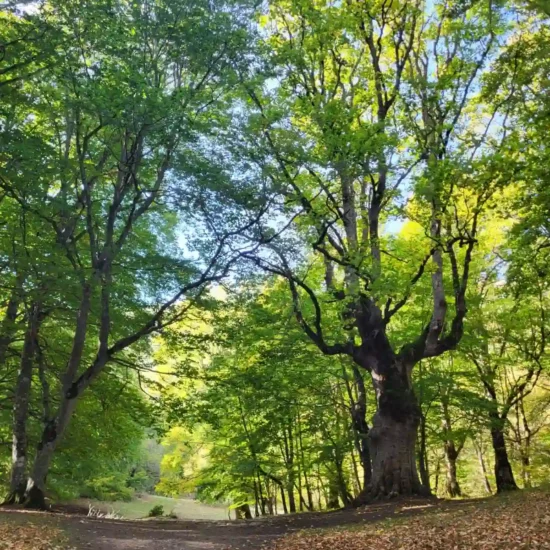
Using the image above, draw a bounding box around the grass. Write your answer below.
[74,494,229,520]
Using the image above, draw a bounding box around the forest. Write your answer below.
[1,0,550,537]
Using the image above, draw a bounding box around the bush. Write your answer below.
[81,474,134,502]
[148,504,165,517]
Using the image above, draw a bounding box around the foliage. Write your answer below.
[147,504,165,518]
[260,491,550,550]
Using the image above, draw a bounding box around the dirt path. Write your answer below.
[0,498,467,550]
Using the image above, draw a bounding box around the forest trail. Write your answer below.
[2,492,550,549]
[0,498,454,549]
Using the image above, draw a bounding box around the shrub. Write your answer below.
[148,504,164,517]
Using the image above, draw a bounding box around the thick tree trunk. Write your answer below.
[490,421,518,492]
[368,410,424,498]
[4,305,40,506]
[355,355,427,501]
[443,441,461,497]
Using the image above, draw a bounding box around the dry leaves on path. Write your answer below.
[0,519,73,550]
[263,491,550,550]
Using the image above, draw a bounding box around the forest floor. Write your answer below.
[0,490,549,550]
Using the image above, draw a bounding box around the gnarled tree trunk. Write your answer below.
[358,355,427,501]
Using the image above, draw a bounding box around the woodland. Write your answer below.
[1,0,550,522]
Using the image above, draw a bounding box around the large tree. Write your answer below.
[0,0,260,507]
[238,0,515,498]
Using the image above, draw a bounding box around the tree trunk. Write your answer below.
[286,486,296,513]
[0,282,21,366]
[279,484,288,514]
[520,455,531,489]
[357,357,426,501]
[349,364,372,490]
[474,440,492,495]
[24,396,78,509]
[326,477,340,509]
[368,410,424,498]
[490,421,518,492]
[334,456,352,507]
[235,503,252,520]
[443,441,461,497]
[4,305,40,505]
[417,410,431,491]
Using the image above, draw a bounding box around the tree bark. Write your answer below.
[417,410,431,491]
[4,304,40,505]
[474,440,493,495]
[441,398,461,497]
[235,503,252,520]
[0,281,22,366]
[368,409,424,498]
[490,418,518,492]
[24,396,78,508]
[356,354,427,501]
[326,477,340,509]
[443,441,461,497]
[349,364,372,490]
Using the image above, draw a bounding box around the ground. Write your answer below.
[1,491,549,550]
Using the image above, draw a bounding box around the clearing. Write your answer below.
[72,495,228,521]
[0,490,549,550]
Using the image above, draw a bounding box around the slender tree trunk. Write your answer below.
[349,364,372,491]
[417,410,431,491]
[326,476,340,509]
[4,305,40,505]
[24,396,78,508]
[279,484,288,514]
[474,440,493,495]
[443,441,461,498]
[334,456,352,507]
[520,455,531,489]
[253,480,260,517]
[350,449,362,495]
[282,426,297,513]
[434,456,441,495]
[297,414,314,510]
[489,412,517,492]
[439,393,461,497]
[0,282,22,366]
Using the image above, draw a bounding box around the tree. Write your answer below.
[1,0,260,507]
[236,0,511,498]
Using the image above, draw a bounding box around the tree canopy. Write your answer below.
[0,0,549,514]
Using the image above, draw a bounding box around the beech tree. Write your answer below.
[237,0,510,498]
[1,0,260,507]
